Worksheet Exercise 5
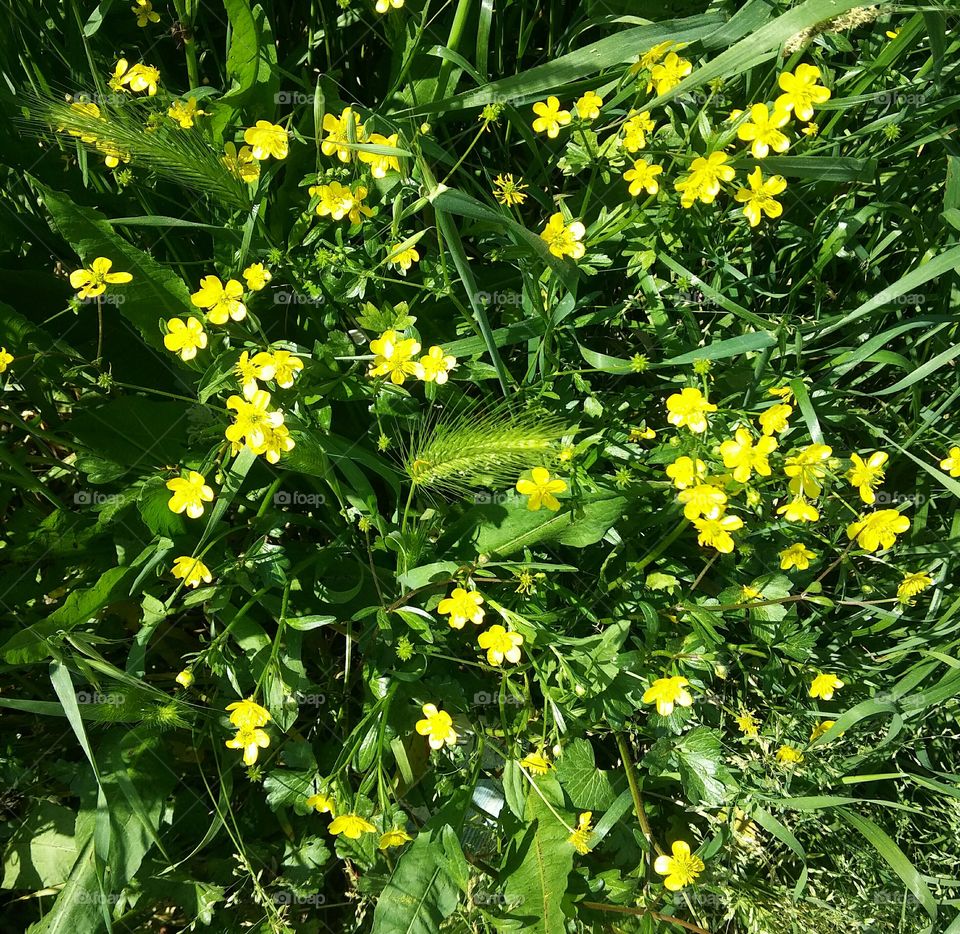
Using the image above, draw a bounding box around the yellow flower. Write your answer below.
[885,29,900,39]
[809,672,844,700]
[939,447,960,477]
[235,350,276,398]
[802,122,819,137]
[623,158,664,196]
[167,97,206,129]
[386,242,420,275]
[311,181,375,224]
[846,451,888,504]
[62,101,102,142]
[775,64,831,122]
[191,275,247,325]
[665,387,717,433]
[758,403,793,436]
[769,385,795,401]
[846,509,910,552]
[368,330,421,385]
[109,59,131,93]
[720,428,777,483]
[631,427,656,441]
[674,152,736,208]
[259,350,300,389]
[777,497,819,523]
[540,213,586,260]
[124,63,161,95]
[492,173,528,206]
[810,720,838,742]
[222,142,260,182]
[666,456,707,489]
[437,587,485,628]
[654,840,704,891]
[376,0,404,12]
[416,346,457,384]
[163,316,208,361]
[243,263,272,291]
[634,41,675,73]
[321,107,366,163]
[693,514,744,553]
[171,555,213,589]
[243,120,289,160]
[306,792,336,815]
[166,470,214,518]
[735,710,759,737]
[226,697,271,730]
[622,110,655,151]
[677,484,727,521]
[575,91,603,120]
[735,167,787,227]
[329,813,376,838]
[741,584,762,601]
[415,703,458,749]
[531,96,571,138]
[358,132,401,177]
[379,827,413,849]
[519,750,551,775]
[516,467,567,511]
[132,0,160,26]
[776,744,803,765]
[96,140,131,169]
[897,571,933,605]
[737,103,791,158]
[784,443,832,498]
[69,257,132,299]
[568,812,593,854]
[647,52,692,96]
[225,727,270,765]
[175,669,194,688]
[253,423,296,463]
[477,625,523,666]
[226,389,285,450]
[779,542,816,570]
[643,676,693,716]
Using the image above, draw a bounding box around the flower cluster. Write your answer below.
[367,330,457,386]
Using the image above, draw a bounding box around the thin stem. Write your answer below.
[615,732,662,855]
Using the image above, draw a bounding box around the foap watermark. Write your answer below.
[473,691,524,706]
[272,891,327,907]
[75,690,125,706]
[477,290,523,308]
[74,490,124,506]
[274,291,325,306]
[872,491,926,507]
[874,290,926,306]
[293,691,328,708]
[275,491,327,507]
[77,293,126,307]
[876,90,929,113]
[472,491,512,505]
[274,91,315,106]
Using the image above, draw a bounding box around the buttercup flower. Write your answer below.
[846,451,888,504]
[737,103,791,158]
[267,350,303,388]
[132,0,160,27]
[693,514,744,553]
[677,484,727,521]
[940,447,960,477]
[519,750,551,775]
[777,497,819,523]
[386,242,420,275]
[415,703,458,749]
[437,587,485,628]
[720,428,777,483]
[0,347,13,372]
[735,710,759,736]
[226,697,271,730]
[243,263,271,291]
[643,676,693,716]
[654,840,704,891]
[163,317,208,361]
[69,257,132,299]
[243,121,289,160]
[624,158,664,196]
[171,555,213,589]
[175,669,194,688]
[311,181,374,224]
[785,443,832,498]
[368,330,421,385]
[666,387,717,433]
[253,423,296,463]
[376,0,404,13]
[810,720,838,741]
[516,467,567,511]
[109,59,131,93]
[358,132,401,177]
[635,41,675,73]
[847,509,910,551]
[809,672,844,700]
[225,727,269,765]
[96,140,131,169]
[167,98,206,129]
[531,96,571,138]
[222,142,260,182]
[758,403,793,435]
[622,110,655,151]
[802,122,819,137]
[898,571,933,605]
[124,63,160,95]
[575,91,603,120]
[477,625,523,666]
[235,350,276,398]
[780,542,816,570]
[321,107,366,162]
[328,814,376,838]
[306,792,335,815]
[379,828,413,849]
[540,213,586,260]
[493,174,528,206]
[666,456,707,489]
[776,64,831,121]
[226,389,284,450]
[416,346,457,384]
[776,744,803,764]
[675,152,735,208]
[166,470,214,518]
[191,275,247,324]
[648,52,692,95]
[568,812,593,854]
[736,168,787,227]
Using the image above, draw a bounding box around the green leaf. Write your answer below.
[555,739,619,809]
[222,0,280,114]
[675,727,736,805]
[2,802,78,889]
